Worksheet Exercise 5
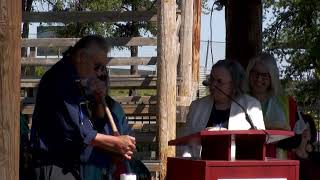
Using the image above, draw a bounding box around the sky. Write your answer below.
[200,6,226,70]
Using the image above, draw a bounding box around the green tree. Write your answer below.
[263,0,320,106]
[111,0,157,95]
[263,0,320,78]
[35,0,122,37]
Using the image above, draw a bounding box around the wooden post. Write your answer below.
[178,0,193,99]
[129,3,139,96]
[0,0,21,179]
[192,0,201,96]
[225,0,262,68]
[177,0,193,123]
[157,0,176,179]
[129,46,138,96]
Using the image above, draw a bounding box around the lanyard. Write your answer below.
[79,102,93,127]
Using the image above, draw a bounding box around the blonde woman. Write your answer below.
[246,53,297,130]
[246,53,298,158]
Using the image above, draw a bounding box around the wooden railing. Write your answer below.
[23,11,158,22]
[21,8,185,179]
[22,37,157,47]
[21,75,163,89]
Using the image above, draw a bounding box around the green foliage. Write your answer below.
[263,0,320,110]
[35,66,46,77]
[200,0,226,14]
[36,0,213,38]
[263,0,320,77]
[35,0,122,37]
[112,0,157,39]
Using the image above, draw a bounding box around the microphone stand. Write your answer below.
[212,84,257,130]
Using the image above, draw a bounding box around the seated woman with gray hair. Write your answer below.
[246,53,297,130]
[246,53,299,159]
[182,59,265,158]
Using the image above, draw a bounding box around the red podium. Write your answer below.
[167,130,299,180]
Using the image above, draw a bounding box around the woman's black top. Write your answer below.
[206,105,230,128]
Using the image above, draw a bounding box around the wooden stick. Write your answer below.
[102,99,120,136]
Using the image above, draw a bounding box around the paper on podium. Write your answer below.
[206,127,228,131]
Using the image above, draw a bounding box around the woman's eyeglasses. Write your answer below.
[250,70,270,80]
[210,77,232,87]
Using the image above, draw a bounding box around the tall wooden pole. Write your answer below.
[225,0,262,68]
[178,0,193,99]
[177,0,193,122]
[178,0,193,97]
[129,3,138,96]
[192,0,201,94]
[157,0,176,179]
[0,0,21,179]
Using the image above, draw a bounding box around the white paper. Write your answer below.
[120,174,137,180]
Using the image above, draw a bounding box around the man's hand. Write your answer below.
[114,135,136,160]
[91,133,136,160]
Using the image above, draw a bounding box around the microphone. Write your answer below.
[203,80,257,130]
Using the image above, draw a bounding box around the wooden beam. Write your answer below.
[0,0,21,179]
[21,77,159,89]
[22,11,157,23]
[21,99,189,117]
[21,96,186,106]
[114,96,157,104]
[175,15,181,37]
[178,0,193,103]
[21,57,157,66]
[225,0,262,68]
[130,123,157,132]
[157,0,177,179]
[134,132,156,143]
[22,37,157,47]
[192,0,201,84]
[21,96,157,105]
[142,161,161,172]
[21,103,157,116]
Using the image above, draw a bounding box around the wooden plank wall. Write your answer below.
[0,0,21,179]
[20,4,188,180]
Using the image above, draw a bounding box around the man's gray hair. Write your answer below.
[63,35,111,57]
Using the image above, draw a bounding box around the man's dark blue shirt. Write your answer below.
[30,57,115,168]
